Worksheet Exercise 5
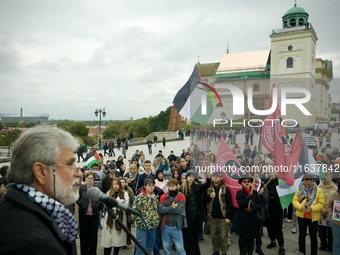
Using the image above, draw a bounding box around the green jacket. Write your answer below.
[132,189,160,230]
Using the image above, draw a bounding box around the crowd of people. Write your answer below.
[0,126,340,255]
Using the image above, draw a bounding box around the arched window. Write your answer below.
[284,20,288,28]
[287,57,293,68]
[290,18,296,27]
[299,18,305,26]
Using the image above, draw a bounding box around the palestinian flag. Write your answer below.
[291,130,326,180]
[173,67,216,125]
[85,151,100,168]
[276,130,326,209]
[276,176,303,209]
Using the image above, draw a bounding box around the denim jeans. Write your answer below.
[332,221,340,255]
[162,225,186,255]
[135,226,156,255]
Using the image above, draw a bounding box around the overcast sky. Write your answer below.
[0,0,339,121]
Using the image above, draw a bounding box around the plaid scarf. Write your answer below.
[16,184,78,242]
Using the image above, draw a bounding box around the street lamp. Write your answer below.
[95,108,106,150]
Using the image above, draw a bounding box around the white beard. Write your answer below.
[51,171,80,205]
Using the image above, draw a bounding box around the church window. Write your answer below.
[253,84,259,91]
[299,18,305,26]
[287,57,293,68]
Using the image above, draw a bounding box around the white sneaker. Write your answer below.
[286,219,292,223]
[291,227,297,233]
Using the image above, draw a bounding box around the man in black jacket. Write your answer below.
[0,126,82,255]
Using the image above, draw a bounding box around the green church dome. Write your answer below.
[282,4,309,28]
[284,6,308,16]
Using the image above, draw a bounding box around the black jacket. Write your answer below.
[236,188,263,239]
[181,178,211,223]
[0,187,72,255]
[77,185,103,215]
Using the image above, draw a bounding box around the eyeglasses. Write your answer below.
[242,180,251,184]
[55,164,81,174]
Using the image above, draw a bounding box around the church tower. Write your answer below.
[270,4,319,127]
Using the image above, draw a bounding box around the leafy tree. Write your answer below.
[149,106,171,132]
[69,122,88,137]
[134,118,150,137]
[103,124,120,139]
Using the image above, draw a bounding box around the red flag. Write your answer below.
[215,135,243,208]
[261,85,294,185]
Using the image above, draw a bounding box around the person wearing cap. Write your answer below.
[325,178,340,254]
[205,171,232,255]
[132,177,161,255]
[159,178,186,255]
[292,174,325,255]
[100,163,118,194]
[264,167,286,255]
[318,171,337,251]
[236,174,263,255]
[180,169,212,255]
[0,126,82,255]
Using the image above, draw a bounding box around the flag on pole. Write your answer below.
[261,85,294,185]
[290,130,326,180]
[85,151,100,168]
[172,67,214,125]
[215,135,248,208]
[276,176,303,209]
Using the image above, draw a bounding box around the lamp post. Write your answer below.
[95,108,106,150]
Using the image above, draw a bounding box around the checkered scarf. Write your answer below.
[16,184,78,242]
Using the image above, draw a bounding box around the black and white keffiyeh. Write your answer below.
[16,184,78,242]
[298,182,317,206]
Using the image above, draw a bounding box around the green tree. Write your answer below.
[149,106,171,132]
[134,118,150,137]
[69,122,88,137]
[103,124,120,139]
